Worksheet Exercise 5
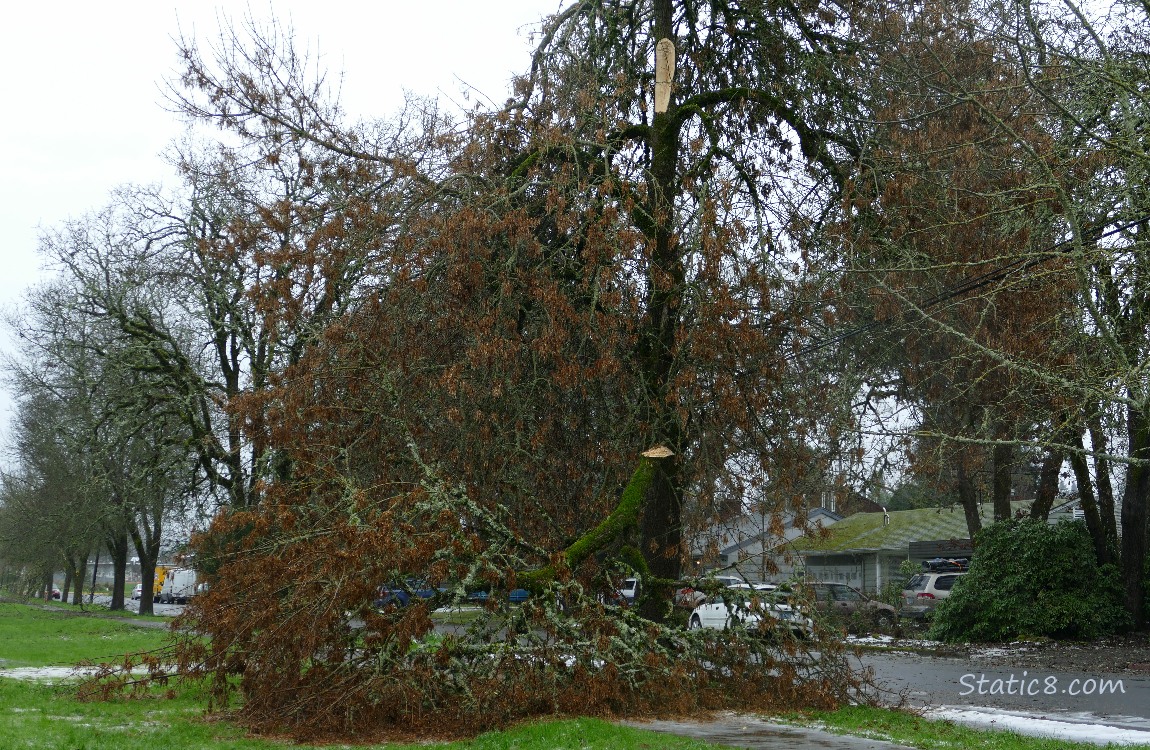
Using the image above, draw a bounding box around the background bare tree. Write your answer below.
[5,277,201,612]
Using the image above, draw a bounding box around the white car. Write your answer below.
[600,577,640,606]
[686,583,813,638]
[674,574,748,608]
[618,578,639,603]
[131,584,143,600]
[900,559,970,619]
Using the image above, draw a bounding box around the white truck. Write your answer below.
[158,567,197,604]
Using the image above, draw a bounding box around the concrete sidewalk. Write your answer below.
[620,715,914,749]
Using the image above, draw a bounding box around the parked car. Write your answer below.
[686,583,813,638]
[374,580,446,608]
[674,574,747,608]
[131,584,144,601]
[50,587,61,600]
[374,585,413,608]
[466,588,530,605]
[805,582,897,629]
[900,558,970,619]
[600,575,641,606]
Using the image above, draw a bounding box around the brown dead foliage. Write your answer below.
[78,461,866,742]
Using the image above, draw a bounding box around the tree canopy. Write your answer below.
[5,0,1150,741]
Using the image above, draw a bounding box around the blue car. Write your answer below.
[373,581,446,608]
[465,588,531,604]
[373,586,412,608]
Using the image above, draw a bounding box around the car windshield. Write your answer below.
[905,574,927,591]
[833,586,863,601]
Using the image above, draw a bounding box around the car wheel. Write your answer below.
[875,612,894,630]
[688,615,702,630]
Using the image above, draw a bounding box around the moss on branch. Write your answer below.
[519,454,658,591]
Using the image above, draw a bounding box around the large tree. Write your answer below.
[457,0,866,605]
[103,2,877,738]
[0,389,103,604]
[168,0,869,597]
[839,0,1150,625]
[1014,0,1150,628]
[838,0,1077,536]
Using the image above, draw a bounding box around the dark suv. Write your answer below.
[900,558,969,619]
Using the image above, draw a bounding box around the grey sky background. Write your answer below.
[0,1,557,452]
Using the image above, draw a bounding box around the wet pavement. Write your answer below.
[620,647,1150,748]
[621,715,914,749]
[858,650,1150,718]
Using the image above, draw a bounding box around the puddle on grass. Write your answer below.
[620,715,914,749]
[0,667,88,680]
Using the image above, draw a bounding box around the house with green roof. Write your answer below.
[784,502,1027,594]
[688,506,842,583]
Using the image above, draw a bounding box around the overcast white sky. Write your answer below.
[0,1,558,446]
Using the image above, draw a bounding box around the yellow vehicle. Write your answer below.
[153,566,172,601]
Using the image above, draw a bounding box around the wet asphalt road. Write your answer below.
[860,650,1150,734]
[630,650,1150,747]
[86,594,185,619]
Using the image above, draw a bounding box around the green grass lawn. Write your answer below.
[0,679,286,750]
[0,678,735,750]
[0,602,172,668]
[0,601,735,749]
[2,600,1142,749]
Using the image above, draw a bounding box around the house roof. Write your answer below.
[1049,497,1084,515]
[690,506,842,557]
[786,501,1028,554]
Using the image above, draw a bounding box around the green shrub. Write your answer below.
[878,559,920,608]
[928,519,1129,642]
